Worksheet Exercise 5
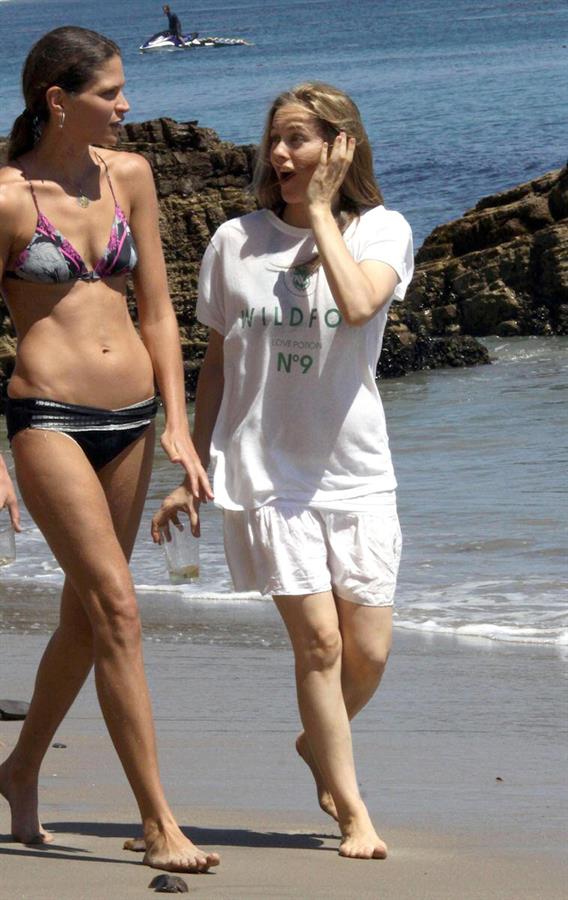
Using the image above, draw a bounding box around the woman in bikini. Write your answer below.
[0,26,219,873]
[153,82,414,859]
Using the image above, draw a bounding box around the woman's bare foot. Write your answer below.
[296,734,338,821]
[141,819,220,873]
[338,805,388,860]
[0,758,53,845]
[123,836,146,852]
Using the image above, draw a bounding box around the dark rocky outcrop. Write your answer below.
[2,118,565,398]
[405,165,568,339]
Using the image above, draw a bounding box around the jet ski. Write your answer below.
[140,30,251,52]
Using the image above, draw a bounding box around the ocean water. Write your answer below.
[0,2,566,649]
[0,0,567,244]
[1,337,567,648]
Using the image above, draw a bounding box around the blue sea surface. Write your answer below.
[0,0,566,244]
[2,337,567,647]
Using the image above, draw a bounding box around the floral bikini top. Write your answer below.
[5,153,138,284]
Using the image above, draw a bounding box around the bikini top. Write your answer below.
[4,153,138,284]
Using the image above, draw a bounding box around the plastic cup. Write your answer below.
[162,518,199,584]
[0,510,16,567]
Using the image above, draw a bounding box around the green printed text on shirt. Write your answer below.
[239,306,342,329]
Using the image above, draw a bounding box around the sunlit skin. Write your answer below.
[268,103,397,326]
[0,62,133,531]
[2,55,213,493]
[150,100,401,861]
[269,104,355,227]
[0,52,218,872]
[56,54,130,149]
[23,56,132,207]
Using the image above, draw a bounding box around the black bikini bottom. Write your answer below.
[5,396,158,471]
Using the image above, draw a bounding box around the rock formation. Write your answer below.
[2,117,565,398]
[406,165,568,339]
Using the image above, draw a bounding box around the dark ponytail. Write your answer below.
[8,109,40,159]
[8,26,120,160]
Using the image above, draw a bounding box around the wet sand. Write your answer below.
[1,629,566,899]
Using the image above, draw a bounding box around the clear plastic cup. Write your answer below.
[162,517,199,583]
[0,509,16,567]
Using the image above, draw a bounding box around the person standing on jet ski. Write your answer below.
[162,5,186,44]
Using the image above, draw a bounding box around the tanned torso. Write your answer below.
[0,147,155,408]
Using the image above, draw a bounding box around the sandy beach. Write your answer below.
[1,627,566,899]
[0,806,564,900]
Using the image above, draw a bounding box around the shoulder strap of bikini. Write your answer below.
[94,150,118,206]
[16,162,41,216]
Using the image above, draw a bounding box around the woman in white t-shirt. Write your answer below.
[153,82,414,860]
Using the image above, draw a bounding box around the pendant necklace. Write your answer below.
[73,177,90,207]
[67,167,92,207]
[76,189,90,209]
[62,153,97,207]
[64,178,90,208]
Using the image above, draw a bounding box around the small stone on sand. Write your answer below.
[149,873,189,893]
[0,699,30,721]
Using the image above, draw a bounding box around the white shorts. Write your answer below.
[223,498,402,607]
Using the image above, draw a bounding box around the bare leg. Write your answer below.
[0,426,152,843]
[274,592,387,859]
[0,428,219,871]
[337,600,392,716]
[296,601,392,821]
[0,580,93,842]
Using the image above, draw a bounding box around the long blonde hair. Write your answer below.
[252,82,384,217]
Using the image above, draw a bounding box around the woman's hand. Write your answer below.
[306,131,356,213]
[151,485,201,542]
[160,428,213,502]
[0,463,22,532]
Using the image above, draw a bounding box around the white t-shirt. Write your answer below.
[197,206,414,511]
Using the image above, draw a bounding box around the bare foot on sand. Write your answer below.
[338,806,388,860]
[125,822,220,873]
[123,836,146,852]
[0,759,53,845]
[296,734,338,821]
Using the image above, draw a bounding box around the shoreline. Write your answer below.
[1,630,566,898]
[2,575,567,651]
[3,334,568,654]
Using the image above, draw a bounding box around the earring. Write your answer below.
[59,111,65,129]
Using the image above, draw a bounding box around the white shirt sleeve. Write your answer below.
[197,240,226,335]
[356,208,414,301]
